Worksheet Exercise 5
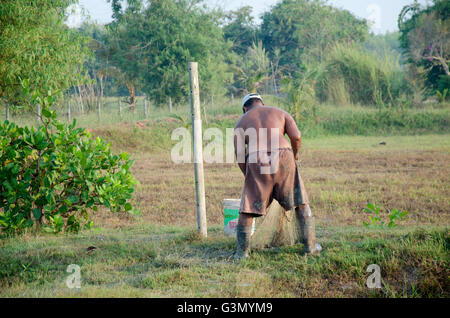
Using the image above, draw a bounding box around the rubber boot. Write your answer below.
[296,206,322,255]
[233,224,251,260]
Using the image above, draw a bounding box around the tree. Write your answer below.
[0,0,89,109]
[0,89,137,236]
[230,41,271,95]
[106,0,231,105]
[260,0,368,73]
[398,0,450,93]
[223,6,258,56]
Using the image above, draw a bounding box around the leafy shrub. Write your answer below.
[317,44,410,106]
[0,93,137,236]
[363,202,408,228]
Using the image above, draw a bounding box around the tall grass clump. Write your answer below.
[317,44,410,106]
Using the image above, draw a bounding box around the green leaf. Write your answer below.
[33,208,41,220]
[68,195,79,204]
[42,108,52,118]
[124,202,132,211]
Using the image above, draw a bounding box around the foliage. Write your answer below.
[105,0,231,104]
[223,6,259,56]
[363,32,404,62]
[279,65,321,125]
[260,0,368,72]
[316,44,410,106]
[0,89,137,236]
[229,41,271,94]
[0,0,89,108]
[436,88,448,103]
[363,202,408,228]
[398,0,450,93]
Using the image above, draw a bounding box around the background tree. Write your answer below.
[230,41,271,95]
[260,0,368,73]
[106,0,231,105]
[223,6,259,56]
[398,0,450,95]
[0,0,89,109]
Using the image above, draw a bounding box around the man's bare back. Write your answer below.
[234,104,302,174]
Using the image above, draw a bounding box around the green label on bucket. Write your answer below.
[224,208,239,225]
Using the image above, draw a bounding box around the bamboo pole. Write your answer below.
[144,96,148,118]
[188,62,207,238]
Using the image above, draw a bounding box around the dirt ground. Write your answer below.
[94,137,450,229]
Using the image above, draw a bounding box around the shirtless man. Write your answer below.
[233,93,322,259]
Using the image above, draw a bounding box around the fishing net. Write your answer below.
[251,200,303,250]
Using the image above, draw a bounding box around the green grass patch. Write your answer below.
[7,97,450,139]
[1,225,448,297]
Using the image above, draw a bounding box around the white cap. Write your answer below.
[241,93,263,108]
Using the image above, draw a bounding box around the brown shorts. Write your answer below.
[239,148,308,216]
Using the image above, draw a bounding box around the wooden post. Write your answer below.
[97,99,101,122]
[168,97,173,112]
[188,62,207,238]
[118,98,122,118]
[144,96,148,118]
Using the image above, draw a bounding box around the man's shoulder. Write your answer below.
[262,105,289,117]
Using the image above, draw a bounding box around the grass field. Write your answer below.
[1,101,449,298]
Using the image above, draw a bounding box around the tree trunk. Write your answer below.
[126,82,136,112]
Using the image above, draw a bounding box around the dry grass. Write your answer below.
[90,133,450,230]
[1,122,449,298]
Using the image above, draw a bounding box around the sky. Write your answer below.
[67,0,431,34]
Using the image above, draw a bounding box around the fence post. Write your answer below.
[118,98,122,118]
[144,96,148,119]
[168,96,173,112]
[97,99,101,122]
[188,62,207,238]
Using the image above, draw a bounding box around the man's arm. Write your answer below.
[284,113,302,160]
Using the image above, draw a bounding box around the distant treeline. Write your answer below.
[0,0,448,113]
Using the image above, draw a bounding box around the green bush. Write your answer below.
[317,44,410,106]
[0,96,137,236]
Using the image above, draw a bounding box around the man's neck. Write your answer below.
[247,104,262,111]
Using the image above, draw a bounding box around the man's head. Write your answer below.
[241,93,264,113]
